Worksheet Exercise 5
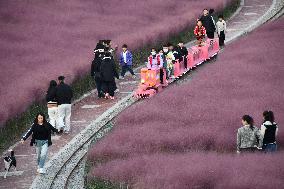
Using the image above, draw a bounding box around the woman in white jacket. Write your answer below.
[216,15,226,47]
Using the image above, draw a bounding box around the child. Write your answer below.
[194,20,206,47]
[119,44,135,79]
[164,43,175,79]
[216,15,226,47]
[147,48,163,69]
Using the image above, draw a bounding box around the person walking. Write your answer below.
[56,76,73,134]
[200,9,216,40]
[119,44,135,79]
[46,80,58,129]
[21,113,58,174]
[260,111,278,153]
[237,115,263,153]
[101,52,119,99]
[91,43,105,98]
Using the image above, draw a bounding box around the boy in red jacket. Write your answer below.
[194,20,206,46]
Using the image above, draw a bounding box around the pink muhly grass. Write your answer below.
[90,152,284,189]
[0,0,234,125]
[88,18,284,187]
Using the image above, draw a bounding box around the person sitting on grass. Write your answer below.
[194,20,206,47]
[237,115,263,153]
[119,44,136,79]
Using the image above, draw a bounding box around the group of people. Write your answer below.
[237,111,279,153]
[91,40,136,99]
[194,9,227,46]
[21,76,73,174]
[17,8,273,177]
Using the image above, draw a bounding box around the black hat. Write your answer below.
[58,76,65,81]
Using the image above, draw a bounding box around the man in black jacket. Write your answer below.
[177,41,188,69]
[91,43,105,98]
[100,52,119,99]
[56,76,73,134]
[200,9,216,39]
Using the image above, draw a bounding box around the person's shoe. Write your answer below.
[114,89,119,93]
[38,168,46,174]
[64,131,69,134]
[104,93,110,99]
[110,96,115,100]
[120,77,125,80]
[132,75,136,79]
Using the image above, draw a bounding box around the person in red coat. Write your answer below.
[194,20,206,46]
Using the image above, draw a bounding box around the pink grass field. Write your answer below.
[0,0,233,126]
[88,17,284,188]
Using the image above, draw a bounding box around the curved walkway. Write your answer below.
[0,0,282,188]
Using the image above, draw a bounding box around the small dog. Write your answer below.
[3,149,16,178]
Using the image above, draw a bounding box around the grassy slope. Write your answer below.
[85,1,241,188]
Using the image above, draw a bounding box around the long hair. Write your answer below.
[47,80,57,92]
[242,115,254,130]
[33,112,48,125]
[263,110,275,123]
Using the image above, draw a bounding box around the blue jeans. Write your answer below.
[263,143,277,153]
[35,140,48,168]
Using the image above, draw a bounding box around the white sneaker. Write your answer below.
[132,75,136,79]
[115,89,119,93]
[120,77,125,80]
[39,168,46,174]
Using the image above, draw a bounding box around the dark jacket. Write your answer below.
[91,56,102,79]
[55,82,73,105]
[46,87,57,102]
[177,46,188,61]
[100,56,119,81]
[22,122,58,146]
[200,15,216,33]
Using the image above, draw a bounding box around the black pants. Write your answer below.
[160,68,164,84]
[94,77,104,98]
[219,31,225,46]
[102,80,117,97]
[121,65,135,77]
[207,31,215,39]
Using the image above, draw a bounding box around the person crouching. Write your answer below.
[101,52,119,100]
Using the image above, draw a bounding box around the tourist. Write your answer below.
[119,44,135,79]
[177,41,188,69]
[163,43,175,79]
[56,76,73,134]
[45,80,58,129]
[91,43,105,98]
[101,52,119,99]
[21,113,58,174]
[147,48,163,69]
[200,9,216,39]
[194,20,206,46]
[237,115,263,153]
[216,15,226,47]
[260,111,278,153]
